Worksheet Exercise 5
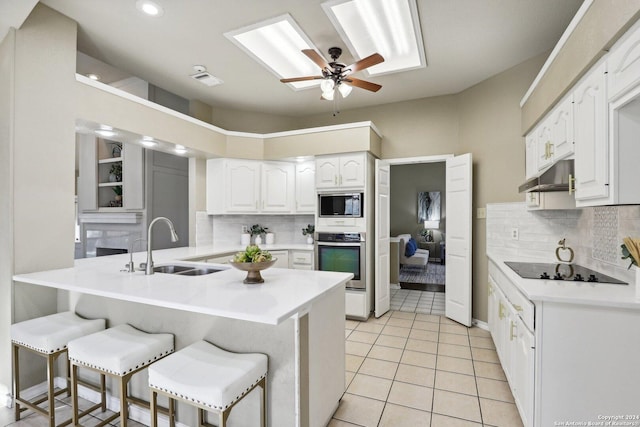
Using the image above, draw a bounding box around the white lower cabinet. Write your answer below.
[269,250,289,268]
[345,290,368,320]
[512,316,534,427]
[289,250,314,270]
[488,273,534,427]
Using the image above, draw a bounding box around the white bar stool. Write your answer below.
[149,340,268,427]
[10,311,106,427]
[67,324,174,427]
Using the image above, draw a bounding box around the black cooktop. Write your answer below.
[504,262,627,285]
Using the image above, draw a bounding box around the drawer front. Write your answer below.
[489,261,535,332]
[290,251,313,265]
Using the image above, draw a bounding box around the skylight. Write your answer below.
[322,0,426,76]
[225,14,321,90]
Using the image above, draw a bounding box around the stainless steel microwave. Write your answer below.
[318,193,363,218]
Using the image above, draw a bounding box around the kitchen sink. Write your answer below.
[153,264,223,276]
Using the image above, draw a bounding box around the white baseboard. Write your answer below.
[9,377,189,427]
[472,318,489,331]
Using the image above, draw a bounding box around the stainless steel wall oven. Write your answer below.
[315,232,366,290]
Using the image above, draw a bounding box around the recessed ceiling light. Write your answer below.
[136,0,164,17]
[322,0,426,76]
[141,136,157,147]
[174,144,187,154]
[86,73,101,81]
[224,14,320,90]
[95,129,116,138]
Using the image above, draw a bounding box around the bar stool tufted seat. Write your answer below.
[149,340,268,427]
[11,311,106,427]
[68,324,174,427]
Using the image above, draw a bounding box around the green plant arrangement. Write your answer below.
[112,185,122,196]
[249,224,268,236]
[302,224,315,236]
[109,163,122,181]
[621,237,640,269]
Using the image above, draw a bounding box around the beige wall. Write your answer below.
[458,54,546,322]
[4,4,78,391]
[522,0,640,133]
[211,106,298,134]
[0,27,15,403]
[264,126,379,159]
[296,95,460,159]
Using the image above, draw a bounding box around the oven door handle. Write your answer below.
[316,241,363,246]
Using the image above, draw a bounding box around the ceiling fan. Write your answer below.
[280,47,384,100]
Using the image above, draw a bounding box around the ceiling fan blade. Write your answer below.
[345,77,382,92]
[302,49,332,71]
[280,76,323,83]
[346,53,384,73]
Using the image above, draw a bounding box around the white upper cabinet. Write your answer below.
[316,153,366,189]
[536,121,553,171]
[524,131,538,180]
[573,61,609,204]
[532,95,574,174]
[295,161,316,213]
[608,19,640,101]
[261,162,295,213]
[207,158,308,214]
[77,135,144,212]
[225,160,261,212]
[549,96,574,161]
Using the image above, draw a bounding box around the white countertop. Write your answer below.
[13,245,352,325]
[487,251,640,309]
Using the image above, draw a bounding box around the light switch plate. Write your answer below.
[477,207,486,219]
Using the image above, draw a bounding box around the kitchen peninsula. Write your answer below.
[14,247,352,427]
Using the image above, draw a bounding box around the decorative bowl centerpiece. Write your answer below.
[229,245,276,284]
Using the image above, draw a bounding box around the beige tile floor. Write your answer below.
[331,310,524,427]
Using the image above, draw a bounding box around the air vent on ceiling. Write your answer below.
[190,72,223,87]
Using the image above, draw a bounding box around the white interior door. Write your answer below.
[445,153,473,326]
[374,159,390,318]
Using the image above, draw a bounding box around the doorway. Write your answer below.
[375,154,472,326]
[390,161,446,314]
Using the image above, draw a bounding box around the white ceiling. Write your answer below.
[39,0,583,117]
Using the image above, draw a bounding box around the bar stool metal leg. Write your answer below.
[13,343,20,423]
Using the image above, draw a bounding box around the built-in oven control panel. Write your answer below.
[316,232,365,242]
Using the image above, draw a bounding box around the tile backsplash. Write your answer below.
[195,212,315,247]
[487,202,640,284]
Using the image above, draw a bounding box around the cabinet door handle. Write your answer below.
[514,304,523,312]
[498,301,505,320]
[547,141,554,158]
[488,283,493,295]
[568,174,576,194]
[334,175,337,185]
[339,174,342,185]
[510,320,517,341]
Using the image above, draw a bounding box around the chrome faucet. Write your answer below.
[145,217,179,275]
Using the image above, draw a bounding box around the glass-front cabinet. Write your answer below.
[77,134,144,211]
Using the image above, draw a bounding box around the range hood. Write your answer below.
[519,159,574,193]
